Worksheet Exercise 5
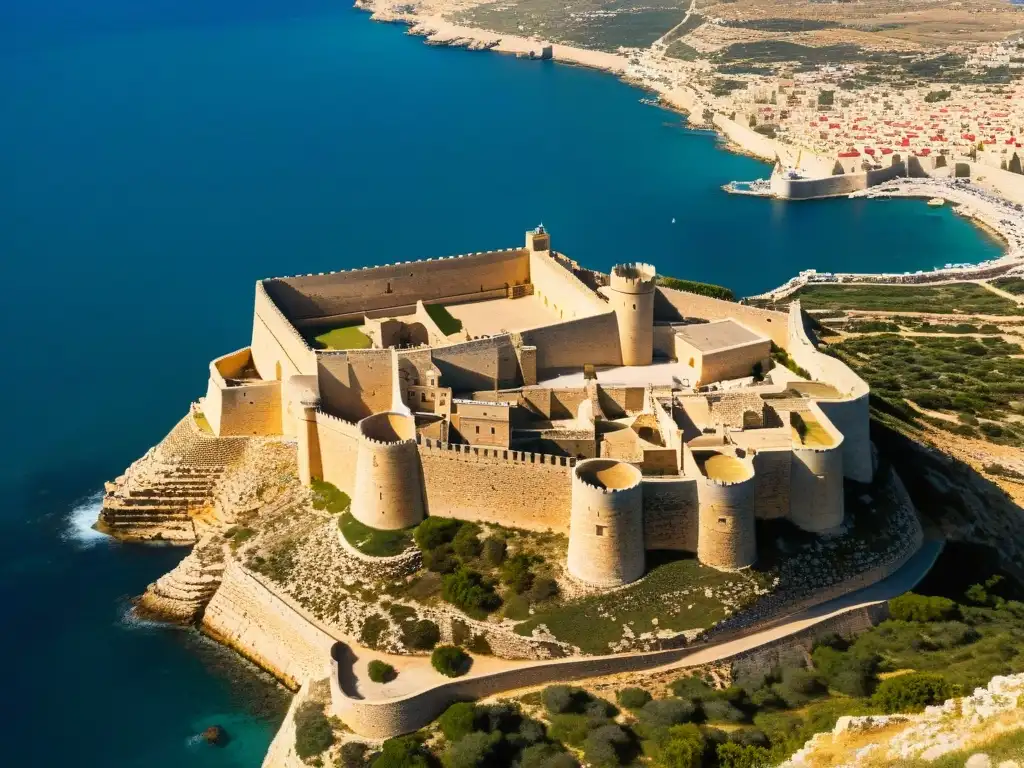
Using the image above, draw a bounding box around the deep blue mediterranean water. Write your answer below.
[0,1,1005,765]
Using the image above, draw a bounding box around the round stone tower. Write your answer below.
[695,451,757,571]
[790,444,844,533]
[608,263,656,366]
[352,411,425,531]
[567,458,645,587]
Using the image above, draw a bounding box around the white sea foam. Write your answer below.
[62,490,110,548]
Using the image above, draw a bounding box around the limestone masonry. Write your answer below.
[104,226,870,578]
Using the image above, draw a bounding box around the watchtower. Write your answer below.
[351,411,425,530]
[567,458,645,587]
[608,263,656,366]
[694,450,757,570]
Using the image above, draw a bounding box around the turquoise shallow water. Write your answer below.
[0,1,1005,765]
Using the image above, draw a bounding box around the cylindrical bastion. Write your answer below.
[567,458,645,587]
[695,451,757,571]
[790,445,844,533]
[352,411,425,531]
[608,263,655,367]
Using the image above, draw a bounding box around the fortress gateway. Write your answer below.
[120,227,871,583]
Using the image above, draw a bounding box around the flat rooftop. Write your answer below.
[538,359,699,389]
[675,319,765,353]
[445,295,561,337]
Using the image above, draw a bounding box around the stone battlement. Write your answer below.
[610,262,657,293]
[417,436,575,467]
[266,247,523,282]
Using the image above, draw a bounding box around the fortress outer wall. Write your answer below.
[568,459,645,587]
[351,412,425,530]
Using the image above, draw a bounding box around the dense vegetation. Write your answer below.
[829,334,1024,446]
[656,276,735,301]
[993,276,1024,296]
[293,701,334,760]
[791,283,1023,315]
[431,645,471,677]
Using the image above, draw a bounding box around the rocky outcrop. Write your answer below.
[99,410,248,543]
[136,538,226,623]
[783,674,1024,766]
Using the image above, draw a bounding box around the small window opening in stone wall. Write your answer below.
[491,427,495,434]
[595,525,606,536]
[475,426,480,434]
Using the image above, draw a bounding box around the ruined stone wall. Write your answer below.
[655,288,789,348]
[642,476,699,551]
[567,460,645,587]
[251,281,318,382]
[697,472,758,570]
[752,448,791,520]
[520,312,623,371]
[418,439,574,532]
[263,249,530,323]
[529,250,608,321]
[787,304,872,483]
[598,386,647,417]
[317,349,394,422]
[314,411,360,493]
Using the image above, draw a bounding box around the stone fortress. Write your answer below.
[180,225,870,585]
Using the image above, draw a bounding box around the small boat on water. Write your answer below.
[639,97,660,107]
[928,197,945,207]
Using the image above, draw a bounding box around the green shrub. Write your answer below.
[431,645,471,678]
[700,698,747,723]
[452,524,482,559]
[542,685,577,715]
[368,660,396,683]
[517,743,577,768]
[339,741,370,768]
[889,593,959,622]
[293,701,334,759]
[729,729,769,747]
[423,544,459,574]
[482,536,507,567]
[442,730,501,768]
[439,702,477,742]
[669,676,716,700]
[442,568,501,615]
[781,668,824,696]
[811,646,878,697]
[500,553,536,594]
[871,673,953,713]
[372,736,431,768]
[616,687,652,709]
[547,714,593,747]
[310,479,350,513]
[402,619,440,651]
[655,723,704,768]
[360,614,388,649]
[528,576,559,603]
[716,742,771,768]
[416,517,463,551]
[582,724,632,768]
[657,276,735,301]
[637,698,697,728]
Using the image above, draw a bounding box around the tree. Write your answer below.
[889,593,958,622]
[872,673,953,713]
[439,702,477,742]
[582,724,631,768]
[368,660,397,683]
[654,724,704,768]
[293,700,334,760]
[372,736,431,768]
[415,517,463,551]
[542,685,577,715]
[616,687,652,710]
[442,568,501,614]
[518,743,578,768]
[500,553,536,594]
[637,698,697,728]
[482,536,507,567]
[432,645,471,678]
[716,742,771,768]
[452,524,482,559]
[403,620,440,651]
[442,731,502,768]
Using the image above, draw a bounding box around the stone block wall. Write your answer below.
[317,349,395,422]
[641,476,699,551]
[264,248,530,323]
[529,250,608,321]
[251,281,318,382]
[430,334,522,392]
[520,312,623,371]
[697,471,758,570]
[313,411,360,494]
[417,439,574,533]
[655,288,789,348]
[204,375,282,437]
[751,448,791,520]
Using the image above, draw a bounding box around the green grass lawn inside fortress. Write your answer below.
[310,324,373,350]
[792,283,1024,315]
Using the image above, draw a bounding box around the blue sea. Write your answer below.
[0,1,1005,765]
